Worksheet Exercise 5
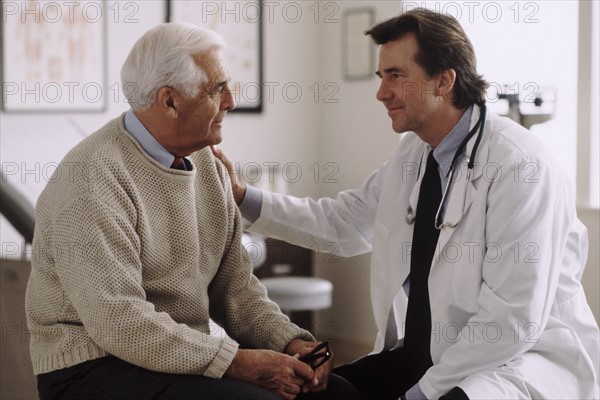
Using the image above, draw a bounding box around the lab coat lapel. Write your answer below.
[435,105,490,257]
[407,148,428,223]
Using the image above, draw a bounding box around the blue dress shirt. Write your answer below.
[123,110,188,169]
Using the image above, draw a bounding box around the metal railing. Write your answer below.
[0,171,35,244]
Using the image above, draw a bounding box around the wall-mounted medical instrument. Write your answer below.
[488,85,557,129]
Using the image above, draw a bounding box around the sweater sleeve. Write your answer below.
[207,159,315,351]
[51,191,238,378]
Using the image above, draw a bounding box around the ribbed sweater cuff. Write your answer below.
[203,338,239,378]
[32,342,108,375]
[271,324,316,353]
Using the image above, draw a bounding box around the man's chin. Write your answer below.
[391,121,407,134]
[210,133,223,146]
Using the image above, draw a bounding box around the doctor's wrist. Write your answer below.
[232,181,247,205]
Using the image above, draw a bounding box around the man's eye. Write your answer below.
[207,85,226,97]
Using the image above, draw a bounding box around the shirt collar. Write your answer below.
[124,110,177,168]
[432,105,474,178]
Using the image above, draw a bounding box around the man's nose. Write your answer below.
[222,85,236,111]
[376,80,392,103]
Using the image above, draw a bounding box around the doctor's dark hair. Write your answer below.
[366,8,488,109]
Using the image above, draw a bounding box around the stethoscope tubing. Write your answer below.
[405,105,487,229]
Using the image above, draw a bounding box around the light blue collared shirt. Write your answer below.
[123,110,189,169]
[432,105,474,188]
[239,182,263,223]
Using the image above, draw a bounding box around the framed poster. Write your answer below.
[167,0,263,113]
[342,8,375,81]
[1,0,107,112]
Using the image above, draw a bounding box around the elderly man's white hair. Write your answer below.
[121,22,225,112]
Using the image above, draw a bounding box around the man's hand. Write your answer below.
[211,145,247,205]
[285,339,334,394]
[224,348,314,400]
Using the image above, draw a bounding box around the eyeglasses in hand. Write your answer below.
[299,342,331,369]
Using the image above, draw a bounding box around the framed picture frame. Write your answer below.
[1,0,107,112]
[342,8,375,81]
[167,0,263,113]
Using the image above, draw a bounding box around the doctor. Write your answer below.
[213,8,599,400]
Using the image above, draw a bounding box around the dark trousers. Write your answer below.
[333,347,469,400]
[37,355,360,400]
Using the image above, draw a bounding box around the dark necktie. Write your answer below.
[171,157,187,171]
[403,150,442,377]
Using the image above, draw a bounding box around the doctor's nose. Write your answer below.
[376,80,393,103]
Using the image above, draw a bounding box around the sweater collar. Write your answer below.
[124,110,181,169]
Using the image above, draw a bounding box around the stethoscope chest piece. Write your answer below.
[405,205,415,225]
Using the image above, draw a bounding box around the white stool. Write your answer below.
[241,233,333,314]
[261,276,333,313]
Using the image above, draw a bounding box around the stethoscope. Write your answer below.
[405,105,487,229]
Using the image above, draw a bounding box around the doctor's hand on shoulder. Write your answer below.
[211,145,246,205]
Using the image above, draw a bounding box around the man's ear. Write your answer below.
[437,68,457,99]
[157,87,178,118]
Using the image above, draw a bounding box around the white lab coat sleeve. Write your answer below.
[420,145,576,398]
[247,161,390,258]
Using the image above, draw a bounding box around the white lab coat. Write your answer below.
[248,106,600,399]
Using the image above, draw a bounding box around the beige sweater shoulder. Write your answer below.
[26,114,313,377]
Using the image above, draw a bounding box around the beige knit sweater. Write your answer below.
[26,114,313,377]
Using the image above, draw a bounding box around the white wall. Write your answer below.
[1,0,598,363]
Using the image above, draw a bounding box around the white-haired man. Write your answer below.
[26,23,358,400]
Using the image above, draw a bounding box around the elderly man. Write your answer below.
[214,8,600,400]
[26,22,358,400]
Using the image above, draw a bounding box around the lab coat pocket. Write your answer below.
[447,255,482,315]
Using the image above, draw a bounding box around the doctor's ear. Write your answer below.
[437,68,457,98]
